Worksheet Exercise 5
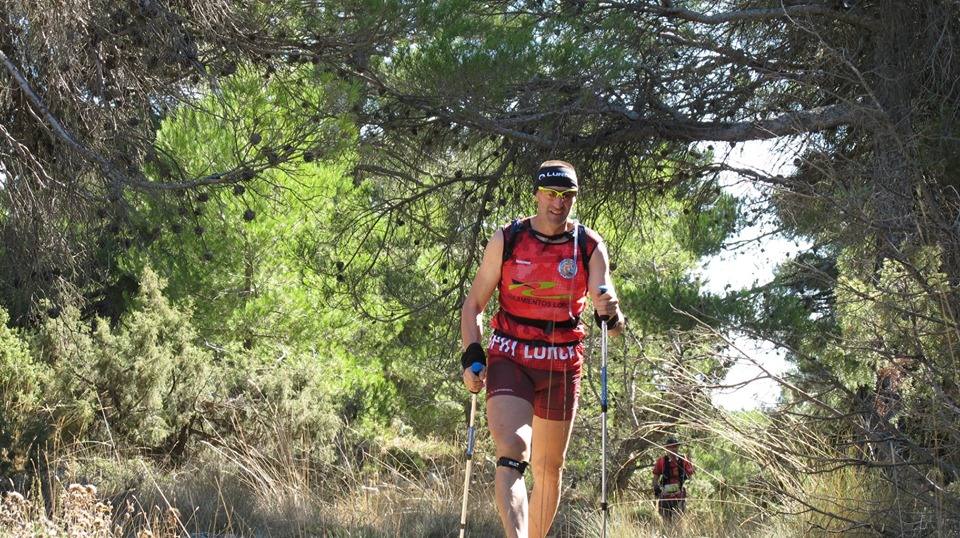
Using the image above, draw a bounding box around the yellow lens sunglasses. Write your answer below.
[538,186,578,201]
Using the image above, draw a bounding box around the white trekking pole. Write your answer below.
[599,284,610,538]
[459,362,483,538]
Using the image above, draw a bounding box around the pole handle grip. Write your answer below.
[471,362,483,374]
[598,285,611,322]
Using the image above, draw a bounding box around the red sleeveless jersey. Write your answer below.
[489,220,600,371]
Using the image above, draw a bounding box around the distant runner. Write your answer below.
[459,160,625,538]
[652,436,695,522]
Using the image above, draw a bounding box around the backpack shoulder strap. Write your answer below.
[577,224,602,275]
[502,218,528,263]
[658,455,669,485]
[503,219,594,270]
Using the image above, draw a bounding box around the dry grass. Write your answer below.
[0,413,905,538]
[0,456,825,538]
[0,482,182,538]
[0,459,503,538]
[0,477,770,538]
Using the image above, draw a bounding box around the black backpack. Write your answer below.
[658,455,688,489]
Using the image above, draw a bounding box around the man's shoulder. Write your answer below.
[500,217,532,233]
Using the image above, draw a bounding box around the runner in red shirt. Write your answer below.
[460,160,625,538]
[652,436,695,521]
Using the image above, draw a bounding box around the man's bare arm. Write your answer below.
[587,240,624,336]
[460,228,504,349]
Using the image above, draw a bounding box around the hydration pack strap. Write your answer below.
[500,310,580,333]
[492,330,580,349]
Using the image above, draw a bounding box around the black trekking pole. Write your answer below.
[598,285,610,538]
[459,362,483,538]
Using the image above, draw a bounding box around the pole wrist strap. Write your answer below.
[460,342,486,370]
[594,310,623,329]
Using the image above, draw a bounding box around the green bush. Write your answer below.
[36,268,218,452]
[3,263,380,477]
[0,307,50,474]
[222,347,346,466]
[32,267,352,466]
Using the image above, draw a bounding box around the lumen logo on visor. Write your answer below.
[508,280,571,300]
[538,169,574,181]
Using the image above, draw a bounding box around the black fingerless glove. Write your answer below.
[460,342,486,370]
[594,310,623,329]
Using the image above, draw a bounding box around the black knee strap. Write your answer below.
[497,456,528,475]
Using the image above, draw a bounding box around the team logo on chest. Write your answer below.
[558,258,577,279]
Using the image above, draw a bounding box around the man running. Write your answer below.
[460,160,625,538]
[652,436,695,522]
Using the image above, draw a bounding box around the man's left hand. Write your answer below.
[596,289,620,320]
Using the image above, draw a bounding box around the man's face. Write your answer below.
[535,187,577,226]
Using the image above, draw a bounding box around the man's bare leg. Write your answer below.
[487,395,534,538]
[529,414,576,538]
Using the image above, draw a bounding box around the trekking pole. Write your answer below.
[598,284,610,538]
[459,362,484,538]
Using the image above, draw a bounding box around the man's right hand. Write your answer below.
[462,365,487,393]
[653,485,662,498]
[460,342,487,393]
